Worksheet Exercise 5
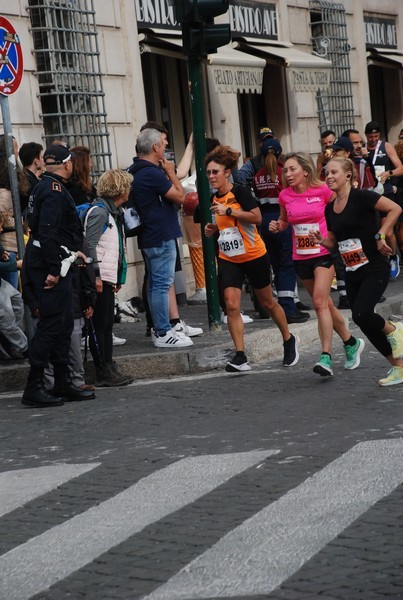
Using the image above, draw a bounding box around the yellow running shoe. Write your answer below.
[386,321,403,358]
[379,366,403,386]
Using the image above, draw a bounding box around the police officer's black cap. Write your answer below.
[44,144,75,165]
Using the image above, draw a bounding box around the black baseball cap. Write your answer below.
[331,137,354,153]
[44,144,74,165]
[364,121,380,134]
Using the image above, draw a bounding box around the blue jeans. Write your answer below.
[142,239,176,335]
[2,252,19,289]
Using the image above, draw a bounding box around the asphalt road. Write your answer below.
[0,333,402,600]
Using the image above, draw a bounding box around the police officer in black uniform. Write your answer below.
[22,144,92,407]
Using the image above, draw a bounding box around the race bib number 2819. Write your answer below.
[218,227,246,257]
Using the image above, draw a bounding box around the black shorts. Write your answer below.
[294,254,334,280]
[218,254,272,290]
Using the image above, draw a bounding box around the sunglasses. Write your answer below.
[206,169,221,175]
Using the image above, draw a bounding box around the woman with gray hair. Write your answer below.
[84,169,134,387]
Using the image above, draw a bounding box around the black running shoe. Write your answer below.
[225,352,252,372]
[283,334,300,366]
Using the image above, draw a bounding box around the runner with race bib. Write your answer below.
[204,145,299,373]
[269,151,363,378]
[311,156,403,387]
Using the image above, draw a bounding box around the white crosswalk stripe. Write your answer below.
[143,439,403,599]
[0,450,274,600]
[1,441,402,600]
[0,463,100,518]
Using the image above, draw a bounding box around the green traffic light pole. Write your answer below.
[187,54,221,330]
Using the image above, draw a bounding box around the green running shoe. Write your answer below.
[344,338,365,370]
[313,353,333,377]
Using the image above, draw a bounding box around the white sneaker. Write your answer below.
[153,328,193,348]
[112,333,126,346]
[187,288,207,304]
[173,319,203,337]
[242,313,254,324]
[221,311,254,324]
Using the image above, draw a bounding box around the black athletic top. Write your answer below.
[325,188,388,271]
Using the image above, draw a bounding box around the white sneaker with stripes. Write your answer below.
[152,328,193,348]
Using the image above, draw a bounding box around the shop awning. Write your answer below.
[207,45,266,93]
[138,33,266,93]
[367,48,403,68]
[234,38,332,91]
[234,38,332,69]
[138,32,184,60]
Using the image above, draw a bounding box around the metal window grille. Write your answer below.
[27,0,112,177]
[310,0,355,136]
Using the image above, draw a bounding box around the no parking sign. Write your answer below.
[0,16,25,259]
[0,16,23,96]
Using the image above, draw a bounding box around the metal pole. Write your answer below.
[187,55,221,330]
[0,95,25,259]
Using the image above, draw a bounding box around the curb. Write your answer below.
[1,292,403,395]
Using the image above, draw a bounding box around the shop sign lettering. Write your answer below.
[212,66,263,93]
[136,0,178,29]
[136,0,277,39]
[364,15,397,49]
[229,0,277,39]
[291,69,329,92]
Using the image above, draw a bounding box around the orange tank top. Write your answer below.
[214,186,266,263]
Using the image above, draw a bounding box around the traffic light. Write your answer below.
[175,0,231,57]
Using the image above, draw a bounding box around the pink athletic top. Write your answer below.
[279,184,334,260]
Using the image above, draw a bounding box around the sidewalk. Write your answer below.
[1,277,403,394]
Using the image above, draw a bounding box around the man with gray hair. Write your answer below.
[127,128,192,348]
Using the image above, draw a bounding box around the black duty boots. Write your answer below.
[22,366,64,407]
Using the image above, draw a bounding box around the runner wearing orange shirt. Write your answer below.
[204,145,299,373]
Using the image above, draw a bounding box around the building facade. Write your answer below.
[1,0,402,298]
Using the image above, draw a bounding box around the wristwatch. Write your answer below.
[225,207,232,216]
[374,233,386,240]
[389,170,394,178]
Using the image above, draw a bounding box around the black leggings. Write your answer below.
[346,262,391,357]
[89,283,114,367]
